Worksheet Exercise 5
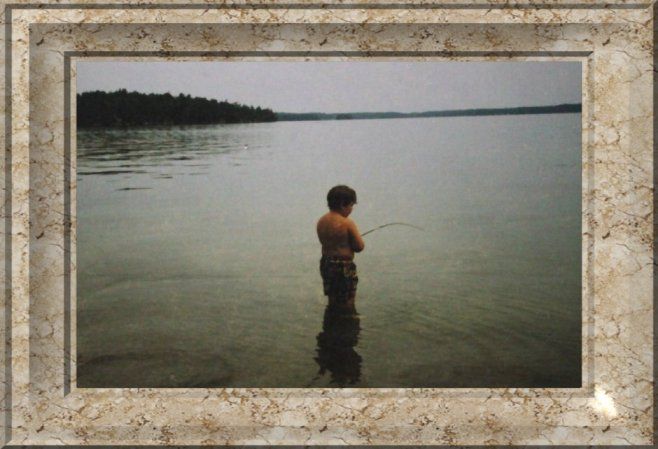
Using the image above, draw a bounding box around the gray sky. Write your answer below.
[76,61,581,113]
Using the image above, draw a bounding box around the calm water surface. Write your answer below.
[77,114,581,387]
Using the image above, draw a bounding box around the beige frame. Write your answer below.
[0,1,653,446]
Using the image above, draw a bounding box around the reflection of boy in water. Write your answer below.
[315,304,362,386]
[316,185,365,308]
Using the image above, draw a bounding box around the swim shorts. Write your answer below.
[319,255,358,298]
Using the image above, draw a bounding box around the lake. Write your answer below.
[77,114,582,388]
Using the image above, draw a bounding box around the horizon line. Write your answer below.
[76,90,581,116]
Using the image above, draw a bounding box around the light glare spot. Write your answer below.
[592,386,618,419]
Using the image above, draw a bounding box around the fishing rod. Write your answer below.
[361,222,425,237]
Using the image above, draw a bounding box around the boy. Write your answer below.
[316,185,365,307]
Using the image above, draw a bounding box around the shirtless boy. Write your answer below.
[316,185,365,307]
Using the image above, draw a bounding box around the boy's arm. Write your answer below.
[347,219,365,252]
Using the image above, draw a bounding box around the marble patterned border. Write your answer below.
[0,1,653,446]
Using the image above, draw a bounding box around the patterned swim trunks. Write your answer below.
[319,255,358,298]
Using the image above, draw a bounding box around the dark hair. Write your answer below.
[327,185,357,211]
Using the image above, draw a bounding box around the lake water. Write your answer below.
[77,114,582,388]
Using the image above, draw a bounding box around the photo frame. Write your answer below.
[0,0,653,445]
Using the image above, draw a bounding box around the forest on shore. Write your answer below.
[77,90,277,128]
[277,103,582,121]
[77,89,581,128]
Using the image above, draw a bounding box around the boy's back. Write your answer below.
[316,211,362,259]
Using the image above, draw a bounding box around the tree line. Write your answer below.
[78,89,581,128]
[276,103,582,122]
[77,89,277,128]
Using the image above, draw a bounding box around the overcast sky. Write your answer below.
[77,61,581,113]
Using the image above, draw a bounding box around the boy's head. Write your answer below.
[327,185,357,212]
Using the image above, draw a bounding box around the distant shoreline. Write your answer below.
[77,89,581,129]
[276,103,581,122]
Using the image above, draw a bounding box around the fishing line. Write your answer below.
[361,222,425,237]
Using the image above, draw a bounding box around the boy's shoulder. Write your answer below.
[317,211,350,225]
[316,212,331,228]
